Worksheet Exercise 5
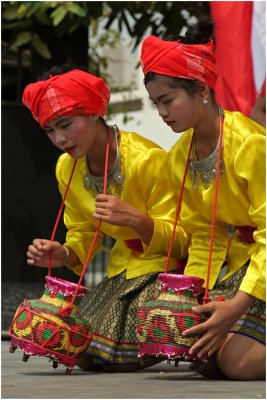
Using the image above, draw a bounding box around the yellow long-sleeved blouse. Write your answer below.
[147,111,266,301]
[56,130,189,279]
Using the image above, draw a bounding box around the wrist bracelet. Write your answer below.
[62,246,70,265]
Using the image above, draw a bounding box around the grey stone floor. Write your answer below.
[1,341,265,399]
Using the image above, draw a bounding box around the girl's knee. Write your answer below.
[218,357,264,380]
[217,342,266,381]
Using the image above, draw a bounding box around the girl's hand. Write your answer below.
[27,239,66,268]
[93,194,154,244]
[93,194,142,227]
[182,293,253,358]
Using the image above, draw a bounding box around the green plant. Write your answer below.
[2,1,210,60]
[2,1,102,59]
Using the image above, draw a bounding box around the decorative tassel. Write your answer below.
[59,305,73,317]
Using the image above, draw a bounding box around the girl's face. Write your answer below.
[146,78,202,133]
[43,115,97,159]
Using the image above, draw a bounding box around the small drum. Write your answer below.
[136,274,208,363]
[9,276,91,374]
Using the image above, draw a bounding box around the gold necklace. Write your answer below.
[188,106,224,190]
[83,125,124,196]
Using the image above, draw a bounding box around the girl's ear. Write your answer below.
[195,82,209,101]
[89,114,100,122]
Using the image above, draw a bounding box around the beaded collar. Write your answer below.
[83,125,124,196]
[188,107,224,190]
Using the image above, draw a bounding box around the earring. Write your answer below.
[203,99,208,104]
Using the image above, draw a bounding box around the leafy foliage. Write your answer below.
[2,1,210,60]
[103,2,210,48]
[2,1,102,59]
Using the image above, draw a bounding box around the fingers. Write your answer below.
[183,301,232,359]
[92,212,103,222]
[189,333,225,358]
[182,319,209,337]
[189,332,213,357]
[183,302,219,336]
[94,206,108,216]
[27,245,44,265]
[94,196,119,221]
[95,194,115,202]
[207,342,222,357]
[27,239,52,266]
[94,197,111,218]
[191,303,215,314]
[32,238,51,250]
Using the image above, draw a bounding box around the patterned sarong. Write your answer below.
[79,271,160,366]
[79,264,265,367]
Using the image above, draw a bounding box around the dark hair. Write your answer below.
[164,15,215,45]
[144,73,201,97]
[144,16,216,100]
[38,60,87,81]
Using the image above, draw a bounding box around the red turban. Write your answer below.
[140,36,217,89]
[22,69,111,127]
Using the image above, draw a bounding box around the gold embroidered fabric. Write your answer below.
[56,130,189,278]
[149,110,266,301]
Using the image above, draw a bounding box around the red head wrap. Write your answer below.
[22,69,111,127]
[140,35,217,89]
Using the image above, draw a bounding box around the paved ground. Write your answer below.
[1,341,265,399]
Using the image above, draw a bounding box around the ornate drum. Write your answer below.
[9,276,91,373]
[136,274,208,363]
